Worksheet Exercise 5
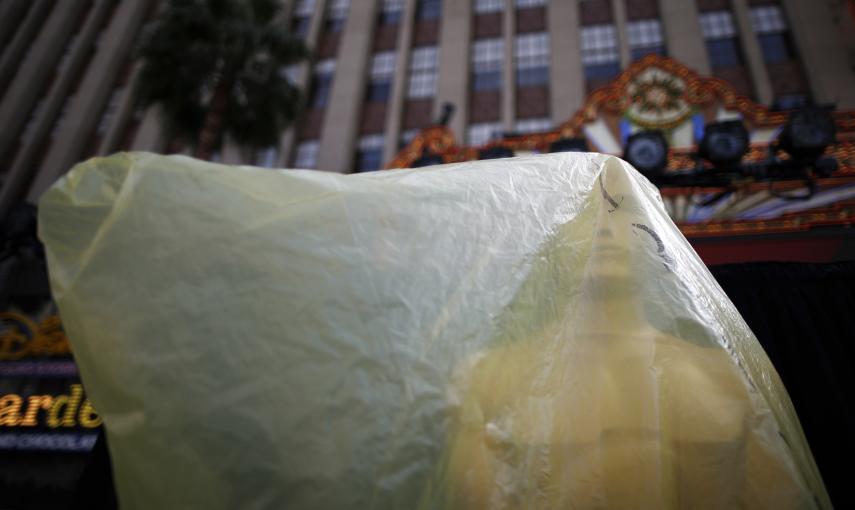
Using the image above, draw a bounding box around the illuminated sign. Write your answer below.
[0,384,101,452]
[0,312,71,360]
[0,432,97,452]
[0,384,100,429]
[1,311,101,452]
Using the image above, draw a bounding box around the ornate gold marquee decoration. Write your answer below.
[624,69,690,130]
[0,312,71,360]
[385,55,855,238]
[387,55,855,170]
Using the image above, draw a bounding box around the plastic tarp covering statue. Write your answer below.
[39,152,830,509]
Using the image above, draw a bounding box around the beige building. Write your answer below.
[2,0,855,216]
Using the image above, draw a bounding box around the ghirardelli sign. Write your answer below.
[0,311,100,451]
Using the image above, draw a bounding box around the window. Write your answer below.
[627,19,665,61]
[750,5,787,33]
[471,38,503,91]
[514,117,551,134]
[291,0,315,37]
[750,5,794,64]
[699,11,737,39]
[416,0,441,21]
[407,46,438,98]
[294,140,319,168]
[467,122,502,146]
[355,134,385,172]
[310,59,336,108]
[475,0,503,13]
[379,0,404,25]
[515,0,546,7]
[771,94,807,111]
[700,11,742,68]
[325,0,349,32]
[581,24,620,82]
[515,32,549,86]
[367,51,396,102]
[254,146,279,168]
[705,38,741,68]
[280,65,301,87]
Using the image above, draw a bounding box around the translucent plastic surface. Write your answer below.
[39,152,830,509]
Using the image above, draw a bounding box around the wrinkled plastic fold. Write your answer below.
[39,152,829,509]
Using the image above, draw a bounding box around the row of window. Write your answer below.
[291,0,408,36]
[471,38,503,90]
[466,117,552,146]
[379,0,405,25]
[300,3,795,106]
[291,3,803,170]
[466,19,667,91]
[288,113,553,174]
[701,5,796,70]
[475,0,547,13]
[293,0,548,34]
[750,5,795,65]
[469,32,551,90]
[291,135,383,172]
[289,114,554,174]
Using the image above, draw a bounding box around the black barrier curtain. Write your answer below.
[711,261,855,510]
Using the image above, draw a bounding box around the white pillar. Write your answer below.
[317,0,379,172]
[435,0,471,141]
[548,0,584,124]
[612,0,631,69]
[659,0,711,75]
[280,0,329,166]
[782,0,855,108]
[502,0,515,131]
[732,0,773,105]
[382,0,418,163]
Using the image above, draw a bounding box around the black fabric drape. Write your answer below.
[72,432,117,510]
[711,261,855,510]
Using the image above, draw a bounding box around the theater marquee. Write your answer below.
[0,311,101,452]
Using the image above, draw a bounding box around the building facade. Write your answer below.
[1,0,855,216]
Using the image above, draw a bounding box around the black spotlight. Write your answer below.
[411,153,444,167]
[698,120,749,170]
[623,130,668,178]
[777,107,836,163]
[549,137,589,153]
[478,146,515,160]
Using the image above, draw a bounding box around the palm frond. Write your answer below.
[134,0,308,152]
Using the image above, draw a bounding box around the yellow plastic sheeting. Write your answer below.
[38,152,829,509]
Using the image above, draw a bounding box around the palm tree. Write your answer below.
[135,0,308,160]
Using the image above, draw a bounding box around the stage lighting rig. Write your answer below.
[623,131,669,181]
[411,153,444,167]
[698,120,749,171]
[478,146,515,160]
[775,106,837,178]
[549,137,589,153]
[744,107,840,200]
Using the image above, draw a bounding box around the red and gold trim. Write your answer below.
[385,56,855,239]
